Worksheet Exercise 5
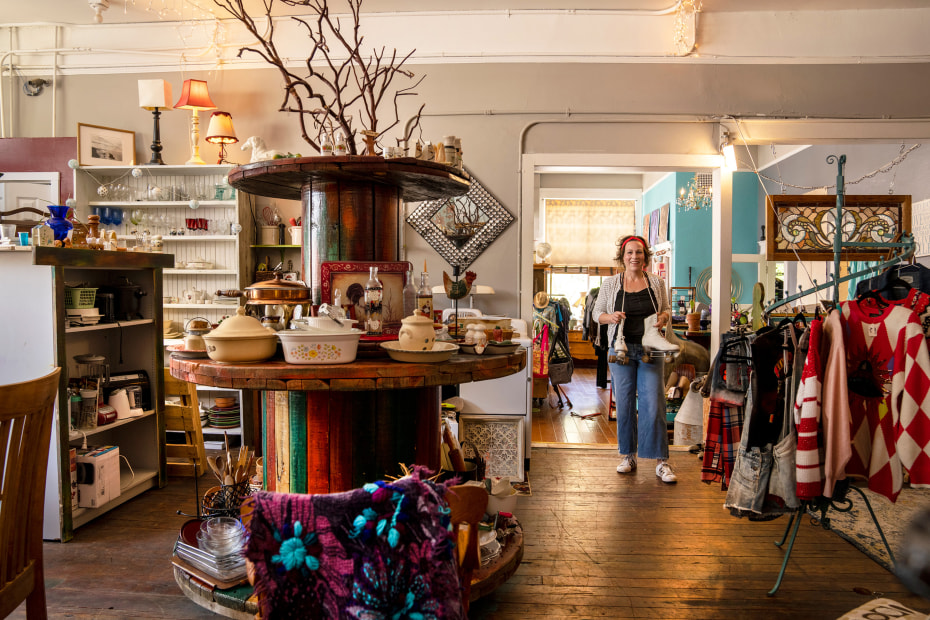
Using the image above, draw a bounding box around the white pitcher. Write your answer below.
[289,226,302,245]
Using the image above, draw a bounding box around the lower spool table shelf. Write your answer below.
[170,350,526,493]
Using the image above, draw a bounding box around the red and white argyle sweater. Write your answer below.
[840,300,930,502]
[860,288,930,340]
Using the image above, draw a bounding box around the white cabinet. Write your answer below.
[73,164,251,329]
[0,246,171,541]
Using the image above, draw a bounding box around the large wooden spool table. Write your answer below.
[170,351,525,493]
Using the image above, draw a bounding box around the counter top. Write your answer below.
[170,349,526,392]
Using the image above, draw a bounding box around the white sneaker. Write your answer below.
[656,461,677,483]
[616,455,637,474]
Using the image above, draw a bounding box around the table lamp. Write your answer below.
[205,111,238,165]
[173,79,216,165]
[138,79,172,165]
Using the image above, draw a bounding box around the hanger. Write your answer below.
[855,288,889,317]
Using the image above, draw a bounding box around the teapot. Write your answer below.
[398,309,435,351]
[183,287,205,304]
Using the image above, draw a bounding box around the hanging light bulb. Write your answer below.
[721,131,737,172]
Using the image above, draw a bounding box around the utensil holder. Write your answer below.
[202,481,252,519]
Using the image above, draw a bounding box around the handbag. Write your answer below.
[532,323,549,378]
[548,356,574,385]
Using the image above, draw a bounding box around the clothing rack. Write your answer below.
[764,154,915,315]
[761,155,906,595]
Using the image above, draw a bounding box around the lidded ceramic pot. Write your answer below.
[201,307,278,363]
[398,309,436,351]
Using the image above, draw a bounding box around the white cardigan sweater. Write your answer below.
[591,271,670,350]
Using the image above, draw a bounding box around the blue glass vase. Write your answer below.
[46,205,73,242]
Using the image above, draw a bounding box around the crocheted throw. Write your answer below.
[245,470,464,619]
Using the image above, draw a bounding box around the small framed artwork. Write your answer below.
[321,261,411,331]
[77,123,136,166]
[458,414,525,481]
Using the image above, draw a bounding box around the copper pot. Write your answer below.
[216,273,310,304]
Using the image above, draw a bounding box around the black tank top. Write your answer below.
[613,275,658,345]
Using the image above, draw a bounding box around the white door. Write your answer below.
[0,172,59,214]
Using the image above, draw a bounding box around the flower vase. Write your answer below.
[45,205,73,242]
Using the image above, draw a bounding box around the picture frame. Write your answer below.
[77,123,136,166]
[670,287,696,314]
[320,261,411,331]
[765,194,911,261]
[458,413,525,481]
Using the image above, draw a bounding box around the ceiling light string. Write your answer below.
[745,143,921,191]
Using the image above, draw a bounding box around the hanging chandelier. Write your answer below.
[677,172,713,212]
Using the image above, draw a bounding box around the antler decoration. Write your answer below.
[212,0,425,155]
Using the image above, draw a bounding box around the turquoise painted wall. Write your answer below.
[641,171,760,304]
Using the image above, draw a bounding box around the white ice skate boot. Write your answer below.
[641,313,679,362]
[608,319,629,364]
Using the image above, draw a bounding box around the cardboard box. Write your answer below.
[76,446,120,509]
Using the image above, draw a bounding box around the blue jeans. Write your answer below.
[609,344,669,460]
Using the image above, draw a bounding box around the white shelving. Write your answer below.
[0,247,172,542]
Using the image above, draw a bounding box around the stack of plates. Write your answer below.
[479,529,501,566]
[67,308,102,326]
[208,400,240,429]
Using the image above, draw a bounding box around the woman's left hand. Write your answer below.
[654,312,670,329]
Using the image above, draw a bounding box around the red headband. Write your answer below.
[620,236,647,251]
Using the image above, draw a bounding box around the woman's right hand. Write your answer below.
[602,311,626,324]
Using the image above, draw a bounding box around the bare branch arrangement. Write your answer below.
[212,0,425,155]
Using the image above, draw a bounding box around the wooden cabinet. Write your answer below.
[0,246,171,541]
[533,263,549,294]
[567,330,596,362]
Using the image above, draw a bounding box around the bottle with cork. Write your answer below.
[364,266,383,336]
[416,260,433,322]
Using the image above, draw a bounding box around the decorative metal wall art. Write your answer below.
[765,195,912,261]
[406,169,514,269]
[458,414,525,480]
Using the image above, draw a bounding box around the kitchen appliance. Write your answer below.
[104,370,151,411]
[94,292,117,323]
[101,276,147,320]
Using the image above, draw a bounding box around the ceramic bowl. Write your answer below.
[380,341,459,363]
[202,333,277,363]
[277,329,362,364]
[290,316,358,332]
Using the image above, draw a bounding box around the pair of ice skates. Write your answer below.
[608,313,679,364]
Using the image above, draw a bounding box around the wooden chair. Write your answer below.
[0,367,61,620]
[446,483,489,612]
[0,206,47,234]
[163,368,206,477]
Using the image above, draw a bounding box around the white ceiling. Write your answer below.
[5,0,930,27]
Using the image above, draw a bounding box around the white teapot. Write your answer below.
[398,309,435,351]
[183,287,205,304]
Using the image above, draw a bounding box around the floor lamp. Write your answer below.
[174,79,216,166]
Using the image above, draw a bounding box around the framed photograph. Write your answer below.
[321,261,411,331]
[458,414,525,481]
[77,123,136,166]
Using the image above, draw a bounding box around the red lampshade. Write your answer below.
[173,79,216,111]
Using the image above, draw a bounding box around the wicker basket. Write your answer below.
[64,287,97,309]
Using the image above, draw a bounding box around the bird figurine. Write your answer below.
[443,270,477,300]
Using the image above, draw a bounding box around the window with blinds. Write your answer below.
[543,199,636,267]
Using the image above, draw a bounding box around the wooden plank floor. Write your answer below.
[11,446,929,619]
[533,367,617,446]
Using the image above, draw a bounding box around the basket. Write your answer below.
[202,481,252,519]
[65,287,97,309]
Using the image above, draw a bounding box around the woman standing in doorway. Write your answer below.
[592,234,678,483]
